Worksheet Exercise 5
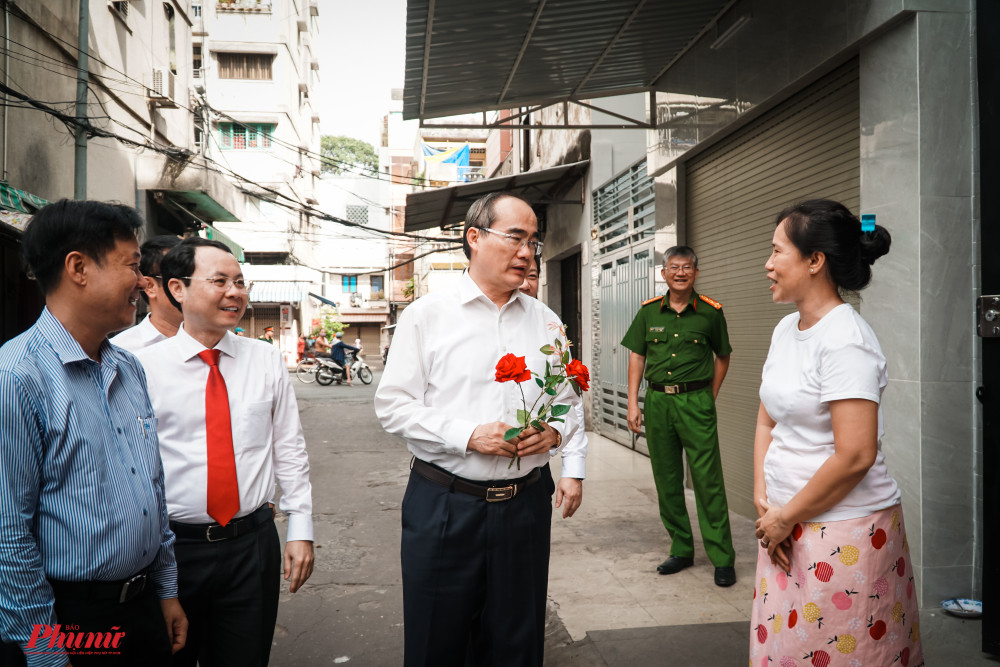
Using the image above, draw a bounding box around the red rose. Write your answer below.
[495,353,531,383]
[566,359,590,391]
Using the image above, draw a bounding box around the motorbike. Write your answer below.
[315,357,346,386]
[351,351,373,385]
[296,352,346,386]
[297,351,372,386]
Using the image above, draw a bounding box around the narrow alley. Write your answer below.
[270,371,985,666]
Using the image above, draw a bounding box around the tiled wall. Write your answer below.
[861,8,978,607]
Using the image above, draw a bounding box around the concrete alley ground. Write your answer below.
[269,370,991,666]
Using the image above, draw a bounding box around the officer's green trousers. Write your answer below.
[643,387,735,567]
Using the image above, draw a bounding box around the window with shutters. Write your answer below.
[217,52,273,80]
[193,46,202,78]
[345,205,368,225]
[594,160,655,257]
[219,123,274,151]
[110,1,129,22]
[342,275,358,293]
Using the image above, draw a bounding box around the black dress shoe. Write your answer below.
[714,566,737,587]
[656,556,694,575]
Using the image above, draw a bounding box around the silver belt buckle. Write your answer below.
[486,485,516,502]
[118,574,146,603]
[662,384,679,394]
[206,524,227,542]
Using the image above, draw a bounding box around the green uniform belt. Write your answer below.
[649,379,711,395]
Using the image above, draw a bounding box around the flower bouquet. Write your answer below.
[494,331,590,469]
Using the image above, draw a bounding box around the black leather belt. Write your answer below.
[49,569,149,605]
[650,379,712,395]
[170,504,273,543]
[411,457,541,502]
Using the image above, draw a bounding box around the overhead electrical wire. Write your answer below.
[8,14,467,188]
[3,16,469,280]
[8,12,478,189]
[0,80,462,248]
[291,246,461,279]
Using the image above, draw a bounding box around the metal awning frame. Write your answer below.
[407,0,742,128]
[419,94,660,131]
[404,160,589,232]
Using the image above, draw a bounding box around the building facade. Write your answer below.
[193,0,323,362]
[0,0,251,343]
[312,173,391,356]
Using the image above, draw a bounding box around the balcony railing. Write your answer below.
[217,0,271,12]
[461,166,485,182]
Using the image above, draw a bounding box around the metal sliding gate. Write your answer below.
[593,160,655,451]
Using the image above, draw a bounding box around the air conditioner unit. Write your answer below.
[148,67,177,107]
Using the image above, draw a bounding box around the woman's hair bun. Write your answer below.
[859,225,891,265]
[776,199,891,293]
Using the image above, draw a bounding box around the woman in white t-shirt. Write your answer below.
[749,200,923,666]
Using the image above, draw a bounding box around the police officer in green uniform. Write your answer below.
[621,245,737,587]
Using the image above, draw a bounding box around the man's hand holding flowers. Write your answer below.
[491,333,590,470]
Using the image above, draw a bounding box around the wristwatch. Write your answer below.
[551,429,563,450]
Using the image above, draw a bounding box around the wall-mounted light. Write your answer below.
[709,13,751,50]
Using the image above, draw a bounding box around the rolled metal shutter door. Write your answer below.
[684,59,860,518]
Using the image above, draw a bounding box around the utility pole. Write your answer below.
[74,0,89,200]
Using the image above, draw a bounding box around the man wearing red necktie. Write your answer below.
[136,238,313,667]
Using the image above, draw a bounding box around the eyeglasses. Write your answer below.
[665,264,695,274]
[476,227,543,256]
[180,276,252,292]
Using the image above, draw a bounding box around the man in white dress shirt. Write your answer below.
[111,235,182,352]
[374,192,586,667]
[136,237,314,667]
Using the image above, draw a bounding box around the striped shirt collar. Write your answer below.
[37,306,120,370]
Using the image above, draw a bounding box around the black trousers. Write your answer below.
[401,463,555,667]
[0,581,171,667]
[171,520,281,667]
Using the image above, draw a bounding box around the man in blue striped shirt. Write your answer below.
[0,200,186,667]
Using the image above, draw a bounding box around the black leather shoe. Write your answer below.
[656,556,694,575]
[714,566,737,587]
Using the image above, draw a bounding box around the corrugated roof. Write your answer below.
[404,0,730,120]
[249,281,310,304]
[405,160,589,232]
[0,182,48,214]
[200,224,245,263]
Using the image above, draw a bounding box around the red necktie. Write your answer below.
[197,349,240,526]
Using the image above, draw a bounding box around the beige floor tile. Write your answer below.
[643,600,750,626]
[553,602,659,642]
[549,431,760,642]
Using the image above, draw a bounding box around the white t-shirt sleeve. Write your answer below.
[819,341,885,405]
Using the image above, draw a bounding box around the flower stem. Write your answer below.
[518,383,528,423]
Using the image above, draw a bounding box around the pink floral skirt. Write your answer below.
[749,504,924,667]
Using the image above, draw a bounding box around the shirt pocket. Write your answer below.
[238,400,272,451]
[645,329,669,345]
[683,330,710,348]
[132,415,162,478]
